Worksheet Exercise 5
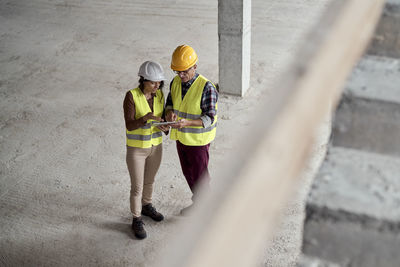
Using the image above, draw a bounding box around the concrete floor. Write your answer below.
[0,0,330,266]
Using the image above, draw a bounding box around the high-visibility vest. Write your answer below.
[126,87,164,148]
[170,74,217,146]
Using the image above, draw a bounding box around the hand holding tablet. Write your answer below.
[151,121,177,126]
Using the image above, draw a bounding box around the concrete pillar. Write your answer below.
[218,0,251,96]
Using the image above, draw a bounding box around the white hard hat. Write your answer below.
[138,61,165,81]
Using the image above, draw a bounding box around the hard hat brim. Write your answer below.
[170,60,197,71]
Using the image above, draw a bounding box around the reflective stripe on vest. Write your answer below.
[170,75,217,146]
[126,87,164,148]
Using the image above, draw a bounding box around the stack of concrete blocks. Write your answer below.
[300,1,400,266]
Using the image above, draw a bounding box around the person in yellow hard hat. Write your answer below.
[165,45,218,215]
[123,61,170,239]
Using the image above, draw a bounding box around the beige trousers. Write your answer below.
[126,144,162,217]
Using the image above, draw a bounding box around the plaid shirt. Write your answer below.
[166,73,218,127]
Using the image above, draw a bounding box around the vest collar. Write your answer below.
[182,73,199,87]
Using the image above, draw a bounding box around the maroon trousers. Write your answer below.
[176,141,210,199]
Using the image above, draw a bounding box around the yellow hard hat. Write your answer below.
[171,45,198,71]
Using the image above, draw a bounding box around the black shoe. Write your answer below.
[132,217,147,239]
[141,204,164,222]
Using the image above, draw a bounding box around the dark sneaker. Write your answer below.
[132,217,147,239]
[141,204,164,222]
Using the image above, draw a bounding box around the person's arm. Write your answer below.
[157,91,170,134]
[170,118,203,128]
[165,95,177,122]
[199,81,218,127]
[165,86,174,112]
[165,80,177,122]
[123,91,161,131]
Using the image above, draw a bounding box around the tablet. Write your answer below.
[151,121,177,126]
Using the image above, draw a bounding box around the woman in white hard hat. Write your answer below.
[123,61,169,239]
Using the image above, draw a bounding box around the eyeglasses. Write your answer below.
[174,67,193,75]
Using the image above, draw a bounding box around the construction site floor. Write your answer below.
[0,0,331,266]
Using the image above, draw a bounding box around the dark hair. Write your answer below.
[138,76,164,91]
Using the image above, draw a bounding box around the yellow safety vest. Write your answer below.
[170,75,217,146]
[126,87,164,148]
